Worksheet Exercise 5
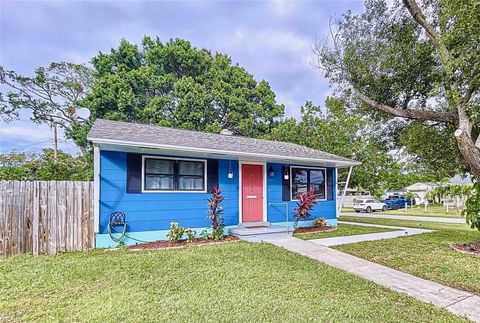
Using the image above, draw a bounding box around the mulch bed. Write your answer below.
[129,235,239,250]
[293,226,336,234]
[450,241,480,256]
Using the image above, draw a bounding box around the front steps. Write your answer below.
[229,222,292,242]
[237,221,271,229]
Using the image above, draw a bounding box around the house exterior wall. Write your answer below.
[266,163,336,225]
[96,149,337,248]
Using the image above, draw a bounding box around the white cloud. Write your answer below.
[230,28,311,54]
[0,120,79,155]
[268,0,298,16]
[1,124,52,142]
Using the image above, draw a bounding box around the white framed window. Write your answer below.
[142,156,207,193]
[290,166,327,201]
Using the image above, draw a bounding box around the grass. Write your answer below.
[336,216,480,295]
[343,205,462,218]
[0,242,466,322]
[294,223,399,240]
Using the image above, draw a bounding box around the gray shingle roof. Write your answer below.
[88,119,359,166]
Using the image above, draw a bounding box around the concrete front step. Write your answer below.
[237,221,271,229]
[229,225,289,237]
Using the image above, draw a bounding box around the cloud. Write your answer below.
[0,120,79,155]
[0,0,364,153]
[1,125,51,143]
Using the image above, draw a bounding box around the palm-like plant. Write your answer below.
[293,187,319,229]
[207,187,225,240]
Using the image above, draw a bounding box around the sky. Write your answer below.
[0,0,364,155]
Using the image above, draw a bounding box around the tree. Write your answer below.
[316,0,480,179]
[0,149,92,181]
[268,97,435,196]
[398,122,462,178]
[0,62,94,155]
[463,182,480,232]
[79,37,284,140]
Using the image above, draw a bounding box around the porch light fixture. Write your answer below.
[283,165,289,180]
[228,160,234,179]
[269,166,275,177]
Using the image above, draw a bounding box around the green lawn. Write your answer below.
[294,223,399,240]
[0,242,466,322]
[336,216,480,295]
[343,205,462,218]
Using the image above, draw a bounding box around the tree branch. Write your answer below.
[402,0,439,41]
[402,0,453,68]
[356,91,459,124]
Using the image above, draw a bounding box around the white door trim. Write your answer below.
[238,161,267,223]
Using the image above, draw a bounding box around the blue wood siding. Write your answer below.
[99,150,336,235]
[266,163,336,223]
[99,150,239,234]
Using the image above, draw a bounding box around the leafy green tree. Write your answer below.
[269,97,415,196]
[0,149,92,181]
[80,37,284,140]
[316,0,480,179]
[0,62,94,155]
[463,182,480,232]
[398,122,461,178]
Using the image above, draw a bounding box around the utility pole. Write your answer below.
[53,123,58,164]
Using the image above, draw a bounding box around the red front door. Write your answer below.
[241,164,264,222]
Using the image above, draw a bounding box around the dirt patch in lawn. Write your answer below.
[294,226,336,235]
[129,235,239,250]
[450,241,480,257]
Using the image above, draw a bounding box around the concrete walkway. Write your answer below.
[263,235,480,322]
[309,221,432,246]
[341,212,465,224]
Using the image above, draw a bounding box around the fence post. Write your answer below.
[32,181,39,256]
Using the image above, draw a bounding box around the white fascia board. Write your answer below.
[88,137,361,168]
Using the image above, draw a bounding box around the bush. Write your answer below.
[293,187,319,228]
[462,181,480,233]
[184,228,196,243]
[166,222,185,242]
[206,187,225,240]
[313,217,327,228]
[200,228,224,241]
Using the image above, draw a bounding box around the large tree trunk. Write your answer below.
[454,106,480,179]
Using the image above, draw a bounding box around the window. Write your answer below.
[143,157,206,192]
[291,167,326,200]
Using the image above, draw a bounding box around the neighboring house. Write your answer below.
[384,188,407,196]
[88,119,359,247]
[337,188,373,208]
[449,175,473,186]
[405,182,438,204]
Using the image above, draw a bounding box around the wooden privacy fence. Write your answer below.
[0,181,95,257]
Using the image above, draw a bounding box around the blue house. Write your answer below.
[88,119,359,247]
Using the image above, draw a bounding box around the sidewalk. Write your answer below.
[341,212,465,224]
[262,235,480,322]
[308,221,432,246]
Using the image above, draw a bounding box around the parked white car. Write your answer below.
[353,199,387,213]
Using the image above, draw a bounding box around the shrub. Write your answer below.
[462,181,480,233]
[184,228,196,243]
[313,217,327,228]
[206,187,225,240]
[293,187,319,228]
[166,222,185,242]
